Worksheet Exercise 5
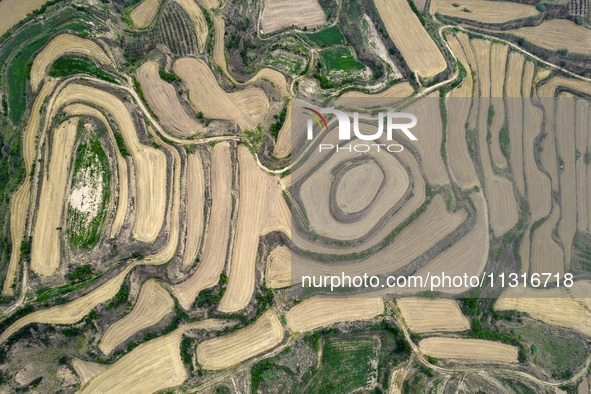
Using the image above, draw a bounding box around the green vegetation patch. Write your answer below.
[2,8,90,124]
[305,26,346,47]
[48,56,119,83]
[67,126,111,250]
[304,336,379,393]
[319,46,366,74]
[263,50,306,75]
[515,324,587,380]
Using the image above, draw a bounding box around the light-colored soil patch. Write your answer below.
[419,337,518,363]
[197,310,284,370]
[374,0,447,78]
[397,298,470,333]
[31,34,112,91]
[261,0,326,33]
[99,279,174,355]
[31,118,78,276]
[286,297,383,332]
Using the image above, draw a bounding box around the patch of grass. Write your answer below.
[304,337,379,393]
[3,12,89,123]
[305,25,346,47]
[516,324,587,379]
[319,46,366,74]
[499,125,510,159]
[48,56,119,83]
[263,51,306,75]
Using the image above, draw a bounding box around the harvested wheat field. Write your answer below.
[292,195,467,285]
[181,152,205,270]
[272,102,292,158]
[500,20,591,55]
[419,338,518,363]
[81,320,222,393]
[0,263,136,344]
[522,79,551,222]
[130,0,161,28]
[220,146,288,312]
[431,0,538,23]
[531,205,564,275]
[174,57,269,130]
[340,81,415,99]
[72,359,107,386]
[173,142,232,309]
[2,80,57,295]
[99,279,174,355]
[556,93,576,268]
[414,193,488,294]
[406,93,448,185]
[137,61,204,137]
[197,310,284,370]
[265,246,291,289]
[374,0,446,78]
[576,100,589,231]
[505,51,525,194]
[471,38,518,236]
[174,0,208,51]
[30,118,78,276]
[299,138,409,241]
[31,34,112,91]
[335,161,383,214]
[286,297,384,333]
[63,104,129,237]
[445,34,479,189]
[397,298,470,333]
[0,0,48,36]
[471,39,521,236]
[51,84,167,243]
[489,43,508,169]
[495,281,591,336]
[261,0,326,33]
